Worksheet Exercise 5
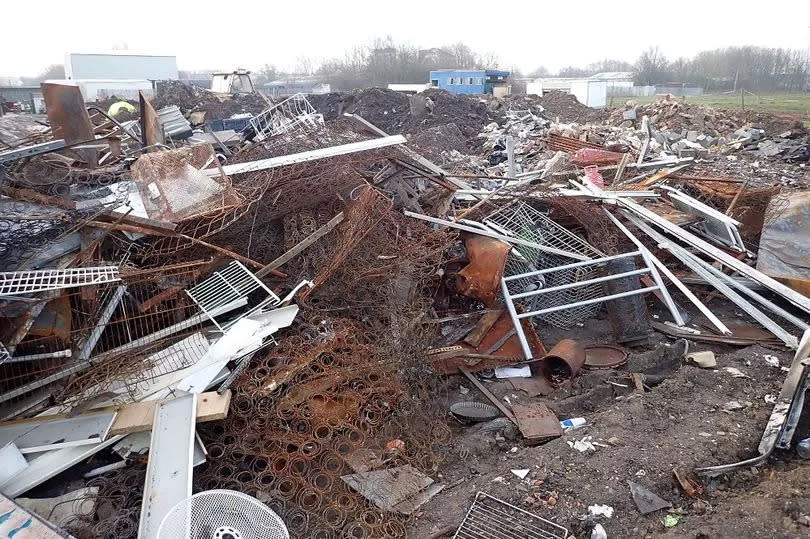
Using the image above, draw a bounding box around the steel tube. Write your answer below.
[510,268,651,299]
[517,286,660,319]
[504,251,640,282]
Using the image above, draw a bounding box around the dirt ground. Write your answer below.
[407,304,810,538]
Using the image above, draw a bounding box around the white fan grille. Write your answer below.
[157,489,289,539]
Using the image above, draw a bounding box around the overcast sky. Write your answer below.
[2,0,809,78]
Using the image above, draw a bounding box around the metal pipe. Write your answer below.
[617,195,810,316]
[603,210,731,335]
[5,349,72,363]
[77,285,127,360]
[517,286,660,319]
[625,213,798,348]
[404,211,589,261]
[503,251,640,282]
[83,460,127,478]
[510,268,651,300]
[501,279,532,360]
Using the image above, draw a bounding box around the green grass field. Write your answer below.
[608,93,810,118]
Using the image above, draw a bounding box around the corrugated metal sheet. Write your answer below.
[157,106,192,140]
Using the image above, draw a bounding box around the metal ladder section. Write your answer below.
[249,93,324,141]
[501,250,682,360]
[0,267,121,297]
[185,261,281,331]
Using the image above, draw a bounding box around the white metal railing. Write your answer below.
[501,250,679,360]
[249,93,324,141]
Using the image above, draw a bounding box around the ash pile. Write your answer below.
[0,81,809,539]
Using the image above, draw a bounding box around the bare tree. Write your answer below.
[634,47,668,85]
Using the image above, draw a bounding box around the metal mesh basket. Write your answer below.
[485,202,604,328]
[157,489,289,539]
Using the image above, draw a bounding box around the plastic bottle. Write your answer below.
[560,418,586,430]
[796,438,810,459]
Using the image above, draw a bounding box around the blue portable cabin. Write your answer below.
[428,69,511,95]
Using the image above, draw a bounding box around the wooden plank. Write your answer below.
[463,308,504,347]
[109,390,230,436]
[0,391,230,437]
[256,212,344,278]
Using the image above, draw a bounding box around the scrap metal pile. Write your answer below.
[0,82,809,539]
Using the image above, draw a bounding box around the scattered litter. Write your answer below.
[673,467,704,497]
[686,351,717,368]
[721,400,745,413]
[495,365,532,378]
[723,367,750,378]
[560,417,587,431]
[1,72,808,538]
[568,436,598,452]
[763,354,781,367]
[588,504,614,518]
[628,481,672,514]
[511,469,530,479]
[661,514,681,528]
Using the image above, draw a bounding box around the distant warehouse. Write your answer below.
[65,52,178,81]
[428,69,511,96]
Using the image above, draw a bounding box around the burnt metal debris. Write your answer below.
[0,82,808,539]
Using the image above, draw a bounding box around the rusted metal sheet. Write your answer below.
[139,90,165,149]
[463,309,503,347]
[456,234,510,306]
[41,83,94,143]
[432,310,545,374]
[546,133,606,153]
[41,82,97,167]
[511,403,562,445]
[28,294,72,342]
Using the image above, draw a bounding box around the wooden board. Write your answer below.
[109,390,230,435]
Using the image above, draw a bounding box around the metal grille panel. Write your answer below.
[186,261,280,330]
[485,202,604,328]
[0,267,120,296]
[454,492,568,539]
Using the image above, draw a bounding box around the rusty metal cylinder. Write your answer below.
[541,339,586,384]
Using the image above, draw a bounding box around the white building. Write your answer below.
[526,78,608,108]
[65,52,178,81]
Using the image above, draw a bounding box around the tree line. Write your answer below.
[10,41,809,94]
[256,41,808,93]
[633,46,808,92]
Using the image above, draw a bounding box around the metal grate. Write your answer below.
[485,202,604,328]
[249,93,324,142]
[186,261,280,331]
[0,267,120,297]
[454,492,568,539]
